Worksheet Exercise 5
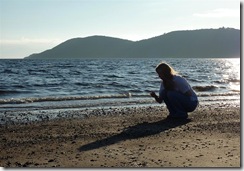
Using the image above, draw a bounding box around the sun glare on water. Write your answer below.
[224,58,240,92]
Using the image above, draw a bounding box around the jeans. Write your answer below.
[161,90,198,118]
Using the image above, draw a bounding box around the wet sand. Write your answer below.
[0,104,240,167]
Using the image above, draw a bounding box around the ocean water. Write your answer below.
[0,58,240,121]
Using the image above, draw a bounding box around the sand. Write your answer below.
[0,103,240,168]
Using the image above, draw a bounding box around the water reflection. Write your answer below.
[224,58,240,92]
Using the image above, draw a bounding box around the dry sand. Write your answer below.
[0,103,240,168]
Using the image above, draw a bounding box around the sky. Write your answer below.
[0,0,241,59]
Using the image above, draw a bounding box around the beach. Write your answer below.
[0,102,240,168]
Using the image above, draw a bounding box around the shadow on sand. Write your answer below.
[78,117,191,152]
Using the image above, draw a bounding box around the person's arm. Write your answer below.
[150,92,163,104]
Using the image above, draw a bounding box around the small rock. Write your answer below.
[48,159,55,162]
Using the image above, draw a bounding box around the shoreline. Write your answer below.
[0,102,240,167]
[0,98,240,125]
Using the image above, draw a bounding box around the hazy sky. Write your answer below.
[0,0,240,58]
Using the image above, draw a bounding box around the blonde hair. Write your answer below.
[155,62,177,90]
[156,62,177,77]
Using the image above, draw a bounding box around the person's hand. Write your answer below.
[150,92,157,98]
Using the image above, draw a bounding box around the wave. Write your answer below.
[0,89,31,96]
[197,92,240,97]
[192,85,218,92]
[0,91,240,105]
[3,69,18,74]
[187,78,205,83]
[75,82,91,86]
[213,78,240,84]
[0,93,134,105]
[105,74,124,78]
[108,82,131,88]
[0,90,20,95]
[227,78,240,83]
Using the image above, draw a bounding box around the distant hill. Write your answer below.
[25,28,240,59]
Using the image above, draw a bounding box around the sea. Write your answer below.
[0,58,240,124]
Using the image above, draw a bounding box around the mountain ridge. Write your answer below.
[25,28,240,59]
